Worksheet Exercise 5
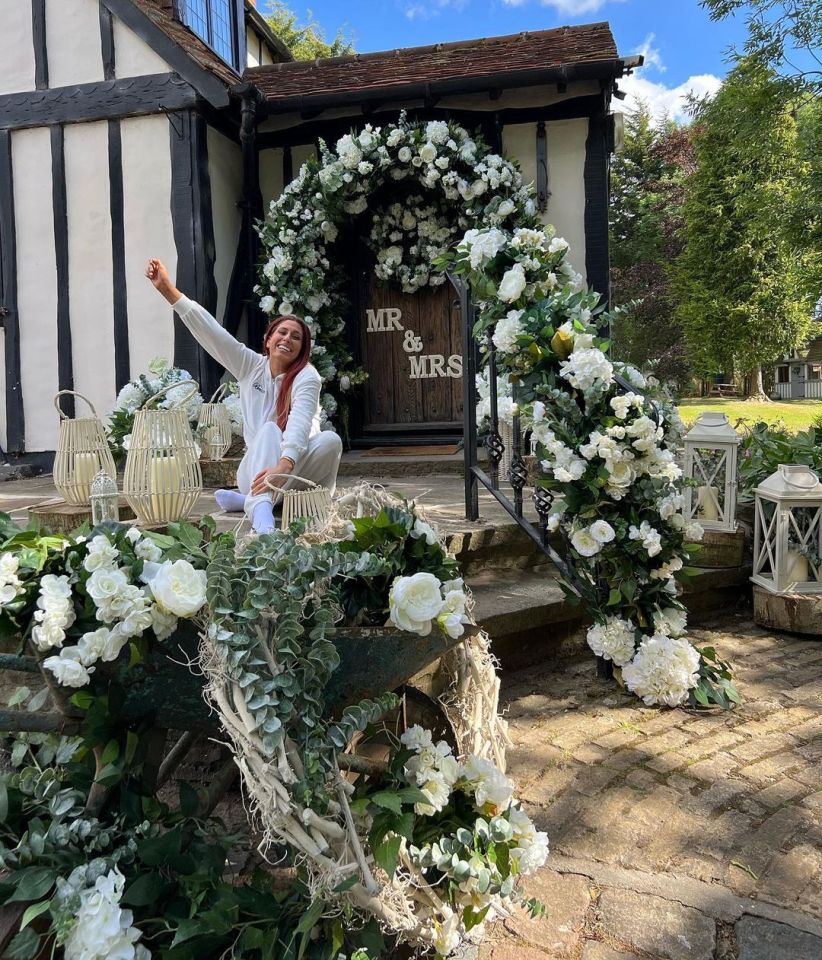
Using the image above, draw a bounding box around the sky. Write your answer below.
[260,0,751,124]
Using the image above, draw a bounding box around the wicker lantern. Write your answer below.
[123,382,203,524]
[752,464,822,594]
[90,470,119,525]
[683,412,740,532]
[53,391,118,506]
[196,383,233,461]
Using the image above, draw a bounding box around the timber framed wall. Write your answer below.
[0,0,252,456]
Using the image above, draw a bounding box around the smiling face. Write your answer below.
[265,318,304,367]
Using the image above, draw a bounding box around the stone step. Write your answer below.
[338,451,466,479]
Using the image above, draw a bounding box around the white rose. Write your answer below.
[260,296,275,314]
[147,559,207,618]
[86,568,130,608]
[397,145,412,163]
[43,649,92,688]
[389,572,444,636]
[410,518,437,545]
[419,141,437,163]
[135,538,163,563]
[589,520,616,544]
[497,263,527,303]
[571,529,601,557]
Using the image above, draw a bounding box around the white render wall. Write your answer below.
[207,127,244,329]
[64,121,117,422]
[46,0,104,88]
[13,128,60,452]
[113,15,171,78]
[0,0,36,95]
[120,115,177,382]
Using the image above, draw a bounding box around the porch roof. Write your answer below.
[245,23,639,115]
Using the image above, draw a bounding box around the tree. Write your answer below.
[264,2,354,60]
[609,104,694,389]
[674,59,817,398]
[701,0,822,96]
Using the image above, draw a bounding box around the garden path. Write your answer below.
[479,614,822,960]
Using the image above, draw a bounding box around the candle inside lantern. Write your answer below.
[203,426,223,461]
[149,454,180,519]
[73,452,98,500]
[697,485,720,522]
[786,548,809,585]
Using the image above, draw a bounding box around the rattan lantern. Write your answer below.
[196,383,233,461]
[90,470,119,525]
[683,412,740,532]
[123,382,203,524]
[752,464,822,594]
[53,391,117,505]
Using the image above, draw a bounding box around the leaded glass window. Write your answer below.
[181,0,239,71]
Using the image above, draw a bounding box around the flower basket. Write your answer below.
[196,383,233,461]
[52,391,117,505]
[264,472,331,531]
[123,381,203,524]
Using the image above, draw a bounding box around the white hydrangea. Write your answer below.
[460,754,513,811]
[114,382,146,415]
[653,606,688,638]
[460,228,507,270]
[497,263,527,303]
[586,616,636,666]
[62,868,149,960]
[622,634,701,707]
[560,347,615,392]
[628,521,663,558]
[492,310,524,355]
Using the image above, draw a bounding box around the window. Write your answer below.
[181,0,239,70]
[809,364,822,381]
[777,366,789,384]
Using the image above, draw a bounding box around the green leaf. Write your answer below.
[7,867,55,904]
[121,872,167,907]
[19,900,50,930]
[607,588,622,607]
[3,928,41,960]
[70,690,94,710]
[369,791,403,815]
[0,783,7,823]
[26,688,49,713]
[7,687,29,708]
[463,904,490,931]
[100,738,120,765]
[178,781,202,818]
[373,835,401,880]
[124,731,139,765]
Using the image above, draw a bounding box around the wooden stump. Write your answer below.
[30,496,135,534]
[693,527,746,568]
[753,585,822,636]
[199,457,240,489]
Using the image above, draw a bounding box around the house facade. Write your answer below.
[0,0,640,460]
[773,337,822,400]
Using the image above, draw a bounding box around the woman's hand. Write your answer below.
[251,457,294,496]
[145,258,182,306]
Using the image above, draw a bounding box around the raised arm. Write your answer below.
[145,257,261,382]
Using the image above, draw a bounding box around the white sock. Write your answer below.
[215,489,246,512]
[251,501,276,535]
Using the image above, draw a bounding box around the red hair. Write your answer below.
[262,315,313,430]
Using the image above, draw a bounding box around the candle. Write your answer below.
[149,455,180,520]
[786,549,809,585]
[203,426,223,461]
[697,485,720,523]
[73,452,98,501]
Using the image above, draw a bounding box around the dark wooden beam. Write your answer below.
[0,130,24,452]
[100,0,231,108]
[32,0,49,90]
[0,74,199,131]
[583,94,610,306]
[51,126,74,417]
[99,4,116,81]
[255,95,604,151]
[169,111,219,395]
[536,120,549,212]
[282,144,293,184]
[108,119,129,390]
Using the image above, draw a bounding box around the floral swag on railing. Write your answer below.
[443,228,738,710]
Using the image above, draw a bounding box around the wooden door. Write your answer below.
[358,274,463,434]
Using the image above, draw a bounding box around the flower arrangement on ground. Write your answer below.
[442,227,738,710]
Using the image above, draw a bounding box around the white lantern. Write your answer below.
[752,464,822,595]
[90,470,119,525]
[683,412,740,532]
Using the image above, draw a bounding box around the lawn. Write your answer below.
[677,397,822,433]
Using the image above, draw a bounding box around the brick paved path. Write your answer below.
[480,614,822,960]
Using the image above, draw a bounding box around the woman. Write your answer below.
[145,258,342,534]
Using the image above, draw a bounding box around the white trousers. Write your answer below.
[236,422,343,518]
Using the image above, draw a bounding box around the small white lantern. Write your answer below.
[752,464,822,594]
[683,412,740,532]
[90,470,119,525]
[196,383,233,461]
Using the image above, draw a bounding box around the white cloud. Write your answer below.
[403,0,468,18]
[633,32,665,74]
[503,0,622,14]
[617,72,723,125]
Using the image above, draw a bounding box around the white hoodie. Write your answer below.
[172,295,322,464]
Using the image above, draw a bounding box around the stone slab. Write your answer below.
[504,867,592,955]
[598,889,715,960]
[736,916,822,960]
[581,945,642,960]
